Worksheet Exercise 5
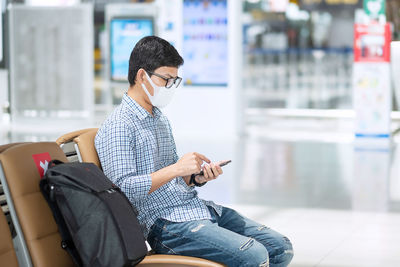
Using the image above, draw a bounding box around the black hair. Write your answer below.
[128,36,184,86]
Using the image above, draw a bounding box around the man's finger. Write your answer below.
[195,157,203,167]
[205,165,214,179]
[202,165,209,179]
[213,164,222,175]
[210,166,215,176]
[211,164,221,177]
[203,165,210,179]
[194,152,211,163]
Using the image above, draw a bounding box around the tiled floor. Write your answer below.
[1,118,400,267]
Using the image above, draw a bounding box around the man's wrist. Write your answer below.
[189,174,207,187]
[170,163,182,178]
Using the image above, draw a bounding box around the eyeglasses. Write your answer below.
[147,71,182,89]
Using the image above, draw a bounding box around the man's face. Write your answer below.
[144,66,179,96]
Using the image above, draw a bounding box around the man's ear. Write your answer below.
[136,68,146,84]
[137,68,154,96]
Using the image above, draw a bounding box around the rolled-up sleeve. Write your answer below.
[95,121,152,202]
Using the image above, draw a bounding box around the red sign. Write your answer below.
[32,152,51,178]
[354,23,391,63]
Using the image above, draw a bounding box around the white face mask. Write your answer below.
[141,72,176,108]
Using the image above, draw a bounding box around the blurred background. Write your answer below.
[1,0,400,266]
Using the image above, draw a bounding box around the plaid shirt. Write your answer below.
[95,93,222,238]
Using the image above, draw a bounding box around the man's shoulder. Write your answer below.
[98,118,135,136]
[106,104,141,126]
[96,108,138,140]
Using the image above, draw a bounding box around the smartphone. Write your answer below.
[218,160,232,167]
[196,160,231,176]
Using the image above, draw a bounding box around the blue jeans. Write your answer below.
[147,206,293,267]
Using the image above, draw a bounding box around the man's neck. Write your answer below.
[127,85,153,115]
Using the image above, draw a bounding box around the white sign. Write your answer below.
[353,62,391,138]
[0,7,2,62]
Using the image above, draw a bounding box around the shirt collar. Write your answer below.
[122,93,162,120]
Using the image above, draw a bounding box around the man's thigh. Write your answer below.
[148,218,268,267]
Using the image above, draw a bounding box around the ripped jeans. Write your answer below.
[147,206,293,267]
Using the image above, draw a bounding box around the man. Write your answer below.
[95,36,293,267]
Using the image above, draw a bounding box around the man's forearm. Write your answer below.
[150,164,180,193]
[150,152,210,192]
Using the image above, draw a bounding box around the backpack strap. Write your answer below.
[39,178,83,266]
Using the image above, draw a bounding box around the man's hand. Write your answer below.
[174,152,211,177]
[195,161,224,184]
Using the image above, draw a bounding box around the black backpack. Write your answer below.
[39,160,148,267]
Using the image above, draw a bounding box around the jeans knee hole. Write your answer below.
[190,224,205,233]
[257,225,269,231]
[239,238,255,251]
[284,249,294,255]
